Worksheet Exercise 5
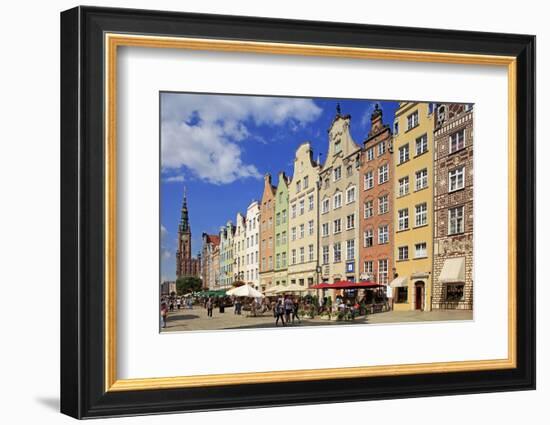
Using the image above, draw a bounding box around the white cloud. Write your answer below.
[161,93,322,185]
[163,175,185,183]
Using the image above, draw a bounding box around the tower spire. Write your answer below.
[179,186,189,232]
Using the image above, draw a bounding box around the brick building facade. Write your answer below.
[432,103,474,310]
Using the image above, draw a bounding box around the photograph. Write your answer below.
[159,93,474,332]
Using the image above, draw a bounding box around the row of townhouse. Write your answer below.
[200,101,473,310]
[201,201,261,290]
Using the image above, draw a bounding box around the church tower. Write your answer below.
[176,187,200,278]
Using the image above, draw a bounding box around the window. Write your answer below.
[308,220,314,236]
[346,214,355,230]
[276,213,281,226]
[446,283,465,301]
[334,140,342,154]
[393,121,399,135]
[377,142,386,156]
[415,134,428,156]
[282,252,287,267]
[378,194,389,215]
[449,167,465,192]
[299,247,305,263]
[299,224,305,239]
[333,242,342,263]
[378,259,388,284]
[322,245,329,264]
[281,209,287,223]
[276,253,281,268]
[364,171,374,190]
[407,110,419,130]
[415,203,428,227]
[333,192,342,209]
[291,227,296,241]
[398,208,409,231]
[291,249,296,265]
[291,204,296,218]
[308,195,314,211]
[303,176,309,189]
[415,169,428,191]
[322,198,330,214]
[398,144,409,164]
[398,176,409,197]
[364,229,373,248]
[333,166,342,181]
[449,129,465,153]
[324,178,330,189]
[262,239,266,250]
[346,239,355,260]
[396,287,408,303]
[366,147,374,161]
[415,242,427,258]
[364,260,373,274]
[449,206,465,234]
[268,256,272,269]
[364,200,373,218]
[296,180,301,192]
[308,244,314,261]
[378,164,389,184]
[321,223,329,237]
[281,231,287,244]
[346,165,353,177]
[378,225,389,244]
[346,186,356,203]
[333,218,342,234]
[276,233,280,246]
[268,217,272,227]
[299,199,305,215]
[398,246,409,261]
[261,257,266,270]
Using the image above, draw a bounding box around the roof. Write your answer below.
[204,234,220,246]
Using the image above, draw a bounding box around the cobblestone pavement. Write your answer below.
[161,305,472,332]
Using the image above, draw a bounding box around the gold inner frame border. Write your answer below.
[104,33,517,392]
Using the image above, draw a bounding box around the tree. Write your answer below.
[176,276,202,295]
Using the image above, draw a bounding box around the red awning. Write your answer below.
[309,280,383,290]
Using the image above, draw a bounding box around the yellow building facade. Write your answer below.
[288,143,321,289]
[391,102,434,311]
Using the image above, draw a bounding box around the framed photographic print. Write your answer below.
[60,6,536,419]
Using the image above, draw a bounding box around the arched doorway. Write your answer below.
[415,281,425,311]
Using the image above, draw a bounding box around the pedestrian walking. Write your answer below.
[275,299,285,326]
[284,296,294,324]
[292,298,301,324]
[160,302,168,328]
[176,298,181,310]
[219,297,225,313]
[206,297,213,317]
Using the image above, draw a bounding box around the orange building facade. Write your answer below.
[259,173,277,290]
[359,105,394,289]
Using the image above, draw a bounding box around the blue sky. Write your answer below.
[160,92,399,282]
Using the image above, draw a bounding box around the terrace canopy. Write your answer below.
[309,281,383,290]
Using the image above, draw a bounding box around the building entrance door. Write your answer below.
[415,281,424,311]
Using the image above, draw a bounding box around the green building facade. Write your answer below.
[273,172,289,286]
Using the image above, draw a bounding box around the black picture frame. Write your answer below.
[60,5,536,419]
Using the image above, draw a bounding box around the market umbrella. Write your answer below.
[226,284,264,298]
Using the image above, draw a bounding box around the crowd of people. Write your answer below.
[160,290,390,329]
